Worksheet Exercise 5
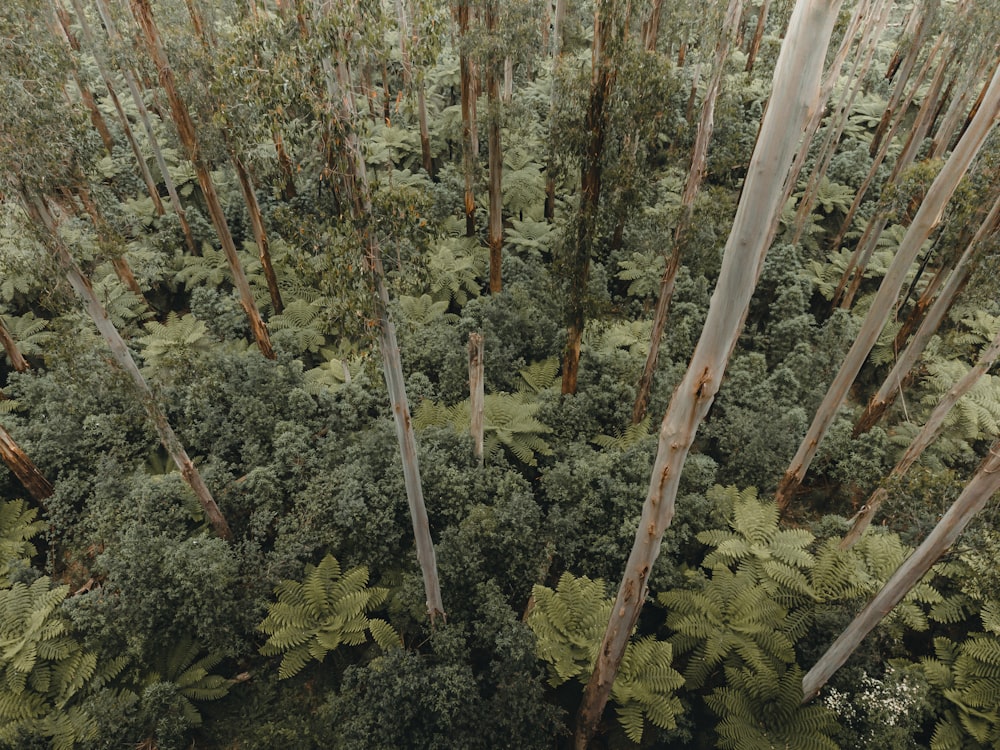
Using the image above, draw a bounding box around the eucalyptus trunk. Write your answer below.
[775,61,1000,511]
[485,0,504,293]
[22,192,231,539]
[853,190,1000,436]
[574,2,843,745]
[632,0,742,424]
[805,435,1000,701]
[469,333,485,465]
[128,0,275,359]
[0,317,30,374]
[744,0,772,73]
[455,0,477,236]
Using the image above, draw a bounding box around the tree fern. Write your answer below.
[505,218,557,258]
[140,636,232,728]
[138,312,213,372]
[616,251,666,299]
[268,297,328,353]
[515,357,560,394]
[0,499,46,587]
[426,237,486,306]
[259,554,399,679]
[0,311,51,360]
[399,294,450,326]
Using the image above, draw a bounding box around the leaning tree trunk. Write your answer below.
[775,60,1000,511]
[0,317,30,373]
[804,435,1000,701]
[744,0,772,73]
[21,192,231,539]
[574,2,843,746]
[853,189,1000,436]
[632,0,742,424]
[0,422,53,505]
[843,325,1000,549]
[128,0,275,360]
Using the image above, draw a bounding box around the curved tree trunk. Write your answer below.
[0,422,53,504]
[574,2,843,744]
[0,317,30,374]
[775,60,1000,511]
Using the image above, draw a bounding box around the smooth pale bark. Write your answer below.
[744,0,772,73]
[931,54,993,159]
[631,0,742,424]
[469,333,484,465]
[844,328,1000,548]
[574,2,843,745]
[775,61,1000,511]
[128,0,275,360]
[485,0,503,293]
[320,40,444,621]
[561,0,619,395]
[89,0,197,255]
[891,252,950,353]
[22,193,231,539]
[805,435,1000,700]
[0,317,30,373]
[853,191,1000,436]
[0,422,53,504]
[55,3,165,217]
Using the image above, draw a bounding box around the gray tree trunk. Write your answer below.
[573,2,844,745]
[469,333,485,465]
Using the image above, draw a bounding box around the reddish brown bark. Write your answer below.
[0,318,30,373]
[0,422,53,504]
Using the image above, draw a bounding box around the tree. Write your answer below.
[574,2,844,744]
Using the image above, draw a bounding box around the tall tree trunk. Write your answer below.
[574,3,843,745]
[233,154,284,313]
[273,127,298,198]
[55,2,165,217]
[804,435,1000,701]
[0,317,30,373]
[853,190,1000,436]
[775,61,1000,511]
[469,333,484,465]
[319,41,445,621]
[642,0,663,52]
[128,0,275,360]
[0,422,53,505]
[561,0,620,396]
[486,0,503,293]
[84,0,198,255]
[396,0,435,177]
[456,0,477,236]
[843,327,1000,548]
[631,0,742,424]
[744,0,772,73]
[930,54,993,159]
[22,192,231,539]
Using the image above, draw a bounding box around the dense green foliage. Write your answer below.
[1,0,999,747]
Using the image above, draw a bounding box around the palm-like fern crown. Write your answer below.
[141,635,231,728]
[259,554,399,679]
[0,499,46,587]
[527,573,683,743]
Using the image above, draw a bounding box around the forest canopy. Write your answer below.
[1,0,1000,747]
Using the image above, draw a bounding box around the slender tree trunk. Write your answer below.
[805,435,1000,701]
[0,317,30,373]
[456,0,477,236]
[273,127,298,198]
[561,0,620,395]
[56,2,165,217]
[22,192,231,539]
[853,191,1000,436]
[86,0,198,256]
[233,154,284,313]
[321,43,445,622]
[0,422,53,504]
[469,333,484,465]
[396,0,434,177]
[631,0,741,424]
[128,0,275,360]
[931,54,993,159]
[643,0,663,52]
[775,61,1000,511]
[486,0,503,293]
[744,0,771,73]
[574,3,843,745]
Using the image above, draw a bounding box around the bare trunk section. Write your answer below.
[574,3,843,745]
[0,317,30,373]
[56,2,165,217]
[0,422,53,504]
[631,0,742,424]
[486,0,503,293]
[642,0,663,52]
[128,0,275,360]
[930,54,992,159]
[775,61,1000,511]
[233,154,284,313]
[853,191,1000,436]
[84,0,198,256]
[469,333,484,465]
[744,0,771,73]
[22,192,231,539]
[805,436,1000,701]
[396,0,434,177]
[456,0,477,236]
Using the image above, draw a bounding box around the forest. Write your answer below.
[1,0,999,747]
